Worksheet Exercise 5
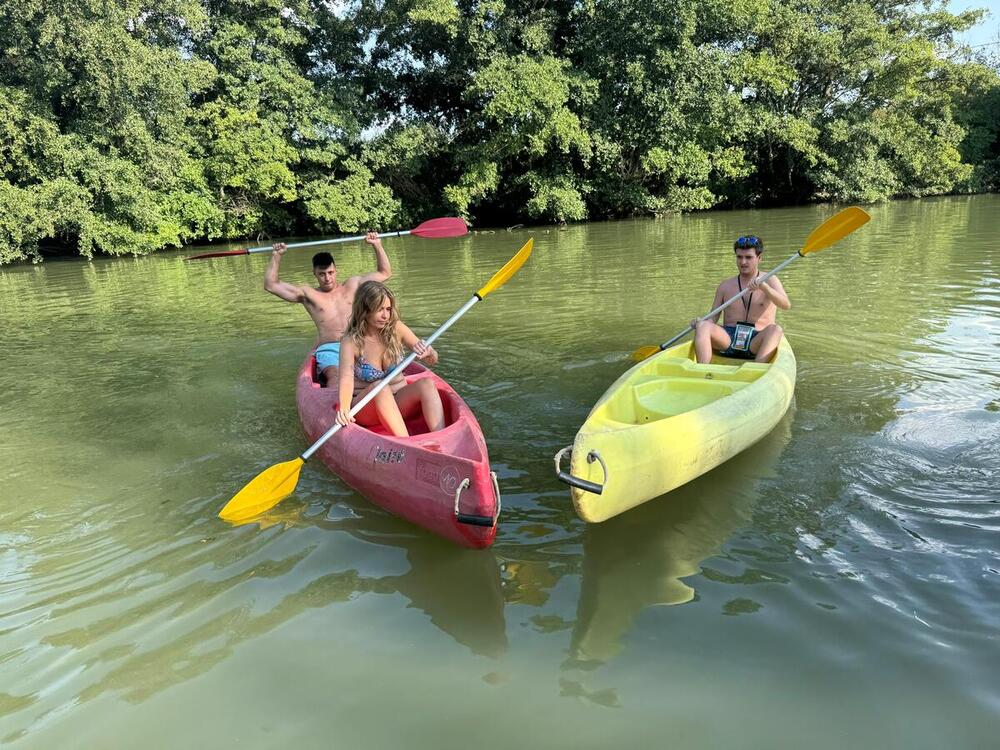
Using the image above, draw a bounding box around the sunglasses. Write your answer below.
[735,235,761,249]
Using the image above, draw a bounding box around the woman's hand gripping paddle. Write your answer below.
[630,206,871,362]
[218,238,535,523]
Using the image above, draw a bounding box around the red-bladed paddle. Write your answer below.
[184,217,469,260]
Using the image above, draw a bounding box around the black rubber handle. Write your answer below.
[557,472,604,495]
[456,513,495,527]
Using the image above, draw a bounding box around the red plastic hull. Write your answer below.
[296,357,499,548]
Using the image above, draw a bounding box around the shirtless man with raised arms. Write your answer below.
[265,232,391,385]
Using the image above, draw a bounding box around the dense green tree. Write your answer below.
[570,0,750,215]
[952,58,1000,191]
[190,0,395,236]
[355,0,996,222]
[0,0,996,263]
[359,0,592,223]
[0,0,214,263]
[715,0,989,204]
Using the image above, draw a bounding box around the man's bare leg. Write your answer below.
[751,324,783,363]
[693,320,733,364]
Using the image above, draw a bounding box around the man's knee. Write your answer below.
[754,324,781,347]
[751,325,782,360]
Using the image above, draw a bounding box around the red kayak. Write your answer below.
[296,356,500,548]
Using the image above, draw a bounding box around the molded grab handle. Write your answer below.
[454,473,502,527]
[553,447,607,495]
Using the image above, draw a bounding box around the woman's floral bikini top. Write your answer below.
[354,353,389,383]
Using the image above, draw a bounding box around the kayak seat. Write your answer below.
[651,356,768,384]
[361,411,483,460]
[306,360,460,435]
[352,383,484,460]
[631,377,748,421]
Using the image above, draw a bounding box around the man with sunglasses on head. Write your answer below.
[690,235,790,364]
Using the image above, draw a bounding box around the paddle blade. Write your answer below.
[218,457,304,523]
[630,345,660,362]
[185,248,250,261]
[476,239,533,299]
[411,217,469,239]
[800,206,871,256]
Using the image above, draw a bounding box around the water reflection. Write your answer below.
[4,500,505,733]
[568,408,794,665]
[229,501,510,661]
[316,510,507,658]
[244,481,509,658]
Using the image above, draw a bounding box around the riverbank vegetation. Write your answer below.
[1,0,998,263]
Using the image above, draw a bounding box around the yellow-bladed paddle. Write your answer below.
[218,238,535,523]
[631,206,871,362]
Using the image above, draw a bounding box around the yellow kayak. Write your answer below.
[554,337,796,522]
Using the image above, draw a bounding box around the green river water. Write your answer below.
[1,195,998,748]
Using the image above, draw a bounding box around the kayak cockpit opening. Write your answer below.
[306,358,464,438]
[359,383,460,437]
[597,355,771,425]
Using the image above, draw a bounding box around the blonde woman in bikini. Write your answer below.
[335,281,444,436]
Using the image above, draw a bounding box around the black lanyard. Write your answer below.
[737,274,757,319]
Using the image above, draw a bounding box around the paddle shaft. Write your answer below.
[242,229,416,255]
[300,294,481,461]
[658,250,802,351]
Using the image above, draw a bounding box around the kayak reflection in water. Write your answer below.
[690,234,791,364]
[336,280,443,436]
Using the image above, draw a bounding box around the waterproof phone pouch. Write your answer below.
[731,322,756,352]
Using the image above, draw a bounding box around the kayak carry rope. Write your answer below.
[630,206,872,362]
[185,217,469,260]
[218,238,535,523]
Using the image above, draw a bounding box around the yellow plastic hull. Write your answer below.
[566,338,796,522]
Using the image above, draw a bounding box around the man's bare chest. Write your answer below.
[722,281,772,323]
[307,291,351,320]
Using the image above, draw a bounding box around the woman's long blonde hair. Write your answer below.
[346,281,404,368]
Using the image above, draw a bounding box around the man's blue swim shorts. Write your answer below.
[315,341,342,371]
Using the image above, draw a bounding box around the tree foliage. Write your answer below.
[0,0,997,262]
